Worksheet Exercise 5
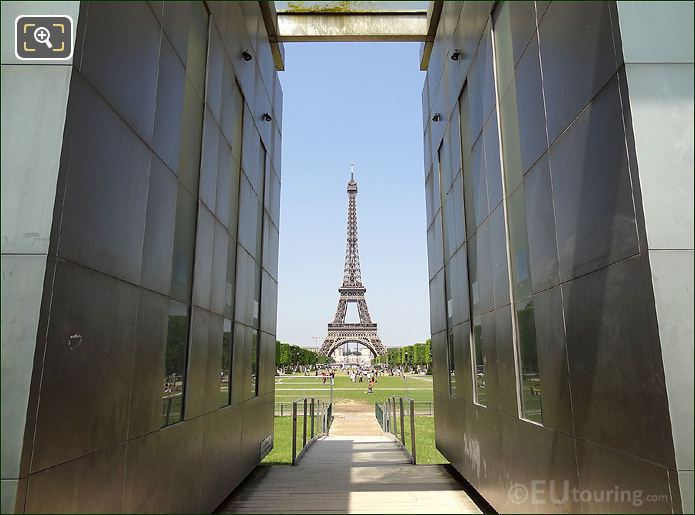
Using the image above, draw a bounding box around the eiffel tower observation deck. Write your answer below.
[319,167,386,357]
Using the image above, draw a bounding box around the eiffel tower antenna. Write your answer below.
[319,169,386,357]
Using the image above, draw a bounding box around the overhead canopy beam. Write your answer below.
[276,12,430,42]
[419,1,442,70]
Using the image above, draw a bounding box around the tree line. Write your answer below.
[373,339,432,372]
[275,341,334,371]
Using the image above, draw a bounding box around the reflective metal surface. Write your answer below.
[2,1,281,511]
[423,1,688,512]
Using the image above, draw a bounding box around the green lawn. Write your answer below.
[265,371,446,466]
[262,414,447,465]
[274,373,434,406]
[262,416,293,464]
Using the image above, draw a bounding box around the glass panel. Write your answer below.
[170,187,197,303]
[492,6,544,424]
[275,1,429,13]
[230,82,243,160]
[224,236,237,318]
[507,186,532,306]
[255,146,267,261]
[162,301,189,427]
[250,328,259,397]
[447,328,456,396]
[467,233,480,312]
[178,78,205,196]
[471,316,485,406]
[459,85,474,164]
[516,298,542,422]
[438,144,451,261]
[253,263,262,330]
[220,318,233,407]
[184,2,209,97]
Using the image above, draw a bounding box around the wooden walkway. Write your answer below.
[217,434,482,514]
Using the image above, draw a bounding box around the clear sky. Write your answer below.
[276,42,429,349]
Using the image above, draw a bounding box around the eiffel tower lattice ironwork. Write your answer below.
[319,169,386,357]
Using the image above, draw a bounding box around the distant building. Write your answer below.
[331,344,373,366]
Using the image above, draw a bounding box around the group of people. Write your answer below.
[347,369,379,393]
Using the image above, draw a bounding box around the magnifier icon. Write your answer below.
[34,26,53,49]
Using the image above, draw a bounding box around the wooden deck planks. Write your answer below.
[218,436,482,514]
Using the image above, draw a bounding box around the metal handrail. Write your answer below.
[291,397,333,465]
[381,396,416,464]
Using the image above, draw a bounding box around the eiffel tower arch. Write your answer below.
[319,168,386,358]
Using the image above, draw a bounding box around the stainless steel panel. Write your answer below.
[57,75,150,285]
[32,261,138,472]
[550,77,639,281]
[563,255,675,467]
[576,438,673,513]
[80,2,160,142]
[153,35,186,174]
[200,406,242,510]
[129,289,168,439]
[538,1,618,142]
[25,444,126,514]
[123,417,204,513]
[523,155,560,293]
[532,286,573,434]
[501,417,580,513]
[141,156,177,295]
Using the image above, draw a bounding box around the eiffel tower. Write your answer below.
[319,167,386,357]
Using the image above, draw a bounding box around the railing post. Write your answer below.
[391,396,397,436]
[292,401,297,465]
[310,398,315,438]
[303,398,308,448]
[409,398,416,464]
[399,397,405,445]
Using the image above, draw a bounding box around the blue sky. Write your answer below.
[276,42,429,348]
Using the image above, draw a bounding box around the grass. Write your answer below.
[262,414,447,465]
[264,371,447,466]
[413,416,447,464]
[274,373,434,406]
[262,416,294,464]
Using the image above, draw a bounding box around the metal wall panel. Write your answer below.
[424,1,684,511]
[7,2,283,512]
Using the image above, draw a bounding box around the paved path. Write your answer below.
[217,404,482,514]
[329,401,383,436]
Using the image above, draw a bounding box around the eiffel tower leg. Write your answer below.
[333,299,347,324]
[356,299,372,324]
